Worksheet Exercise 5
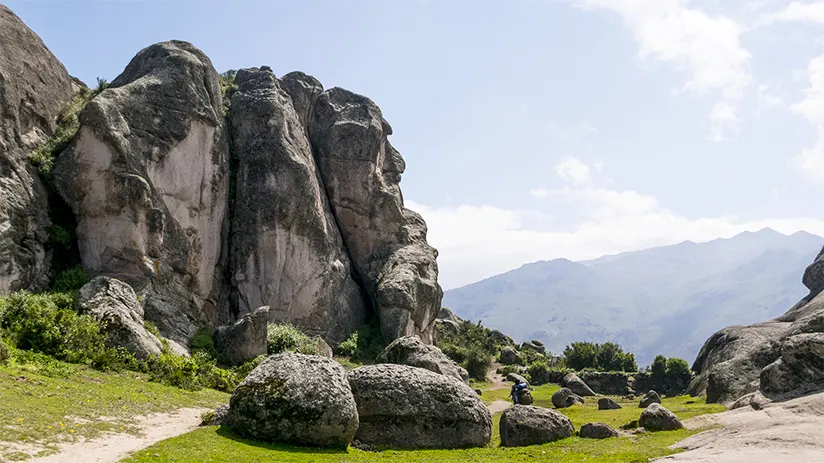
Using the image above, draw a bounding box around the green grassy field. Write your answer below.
[0,357,228,461]
[123,384,725,463]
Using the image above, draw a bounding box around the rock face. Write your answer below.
[552,387,584,408]
[0,5,74,292]
[227,353,358,447]
[499,405,574,447]
[639,390,662,408]
[598,397,622,410]
[214,306,269,366]
[689,246,824,405]
[310,88,443,343]
[639,403,683,431]
[228,68,366,342]
[563,372,595,396]
[580,371,635,395]
[580,422,619,439]
[377,335,467,382]
[347,364,491,449]
[54,41,230,344]
[77,276,162,359]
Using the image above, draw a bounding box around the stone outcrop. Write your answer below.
[54,41,230,344]
[563,372,595,396]
[639,390,662,408]
[347,364,491,449]
[598,397,622,410]
[214,306,269,366]
[227,353,358,447]
[580,371,635,395]
[309,88,443,343]
[499,346,520,365]
[78,276,163,359]
[0,5,74,292]
[552,387,584,408]
[639,403,683,431]
[228,68,366,342]
[376,335,468,382]
[689,246,824,405]
[580,422,619,439]
[499,405,574,447]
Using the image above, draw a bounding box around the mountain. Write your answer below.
[443,228,824,366]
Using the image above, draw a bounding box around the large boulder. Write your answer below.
[802,246,824,294]
[78,276,162,359]
[227,68,367,342]
[54,41,230,344]
[227,353,358,447]
[639,403,683,431]
[639,390,662,408]
[579,422,619,439]
[214,306,269,366]
[552,387,584,408]
[499,405,574,447]
[499,346,520,365]
[760,333,824,398]
[347,364,491,449]
[309,88,442,343]
[598,397,622,410]
[563,372,595,396]
[506,372,530,386]
[377,335,467,382]
[0,5,74,292]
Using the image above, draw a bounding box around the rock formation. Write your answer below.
[579,422,619,439]
[552,387,584,408]
[499,405,574,447]
[598,397,622,410]
[690,246,824,405]
[639,390,662,408]
[0,5,74,292]
[563,372,596,396]
[214,306,269,365]
[376,335,468,382]
[639,403,683,431]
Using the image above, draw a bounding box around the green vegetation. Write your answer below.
[219,70,238,114]
[189,327,218,359]
[267,323,317,355]
[335,322,385,363]
[123,383,725,463]
[28,89,92,176]
[644,355,693,396]
[437,319,513,380]
[563,341,638,372]
[51,265,89,293]
[0,355,227,460]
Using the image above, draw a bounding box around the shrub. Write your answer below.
[527,362,552,385]
[144,321,161,338]
[267,323,316,355]
[233,354,266,382]
[29,89,93,176]
[0,338,10,365]
[189,327,217,360]
[52,265,89,293]
[142,349,237,392]
[93,77,109,95]
[48,225,72,249]
[651,355,667,381]
[563,341,637,372]
[335,322,385,362]
[437,319,504,381]
[462,345,492,381]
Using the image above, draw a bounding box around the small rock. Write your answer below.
[639,403,683,431]
[500,405,574,447]
[313,336,334,358]
[579,422,619,439]
[597,397,622,410]
[639,390,662,408]
[552,387,584,408]
[506,373,530,386]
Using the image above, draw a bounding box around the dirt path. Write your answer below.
[28,408,207,463]
[487,400,512,414]
[656,391,824,462]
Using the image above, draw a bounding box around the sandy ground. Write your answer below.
[487,400,512,414]
[27,408,207,463]
[657,391,824,462]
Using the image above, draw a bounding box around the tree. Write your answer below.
[651,355,667,381]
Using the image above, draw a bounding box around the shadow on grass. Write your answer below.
[214,426,349,455]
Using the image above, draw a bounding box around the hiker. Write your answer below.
[510,379,529,404]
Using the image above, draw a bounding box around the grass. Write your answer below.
[0,358,228,461]
[123,383,725,463]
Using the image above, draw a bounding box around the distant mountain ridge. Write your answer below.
[443,228,824,366]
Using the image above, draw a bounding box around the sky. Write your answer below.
[8,0,824,289]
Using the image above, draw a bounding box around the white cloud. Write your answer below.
[758,1,824,24]
[529,188,551,197]
[554,156,592,185]
[410,158,824,290]
[791,54,824,182]
[569,0,752,140]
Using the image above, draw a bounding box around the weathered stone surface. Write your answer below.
[580,371,634,395]
[200,404,230,427]
[377,335,467,382]
[228,353,358,447]
[580,422,619,439]
[639,390,662,408]
[802,246,824,293]
[54,41,230,344]
[314,336,334,358]
[598,397,622,410]
[507,373,530,386]
[760,333,824,399]
[552,387,584,408]
[0,5,74,293]
[499,405,573,447]
[228,67,366,342]
[499,346,520,365]
[78,276,162,359]
[214,306,269,366]
[278,71,323,132]
[563,372,595,396]
[521,341,546,355]
[639,403,683,431]
[310,88,442,343]
[347,363,491,449]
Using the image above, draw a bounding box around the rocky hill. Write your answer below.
[443,229,823,366]
[0,4,441,353]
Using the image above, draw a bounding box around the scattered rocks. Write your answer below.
[228,353,358,447]
[639,403,683,431]
[377,335,467,382]
[348,364,491,449]
[499,405,574,447]
[579,422,619,439]
[499,346,520,365]
[214,306,269,366]
[552,387,584,408]
[639,390,662,408]
[563,372,596,397]
[598,397,622,410]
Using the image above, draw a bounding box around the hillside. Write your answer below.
[443,228,823,366]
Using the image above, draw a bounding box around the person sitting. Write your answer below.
[510,379,529,404]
